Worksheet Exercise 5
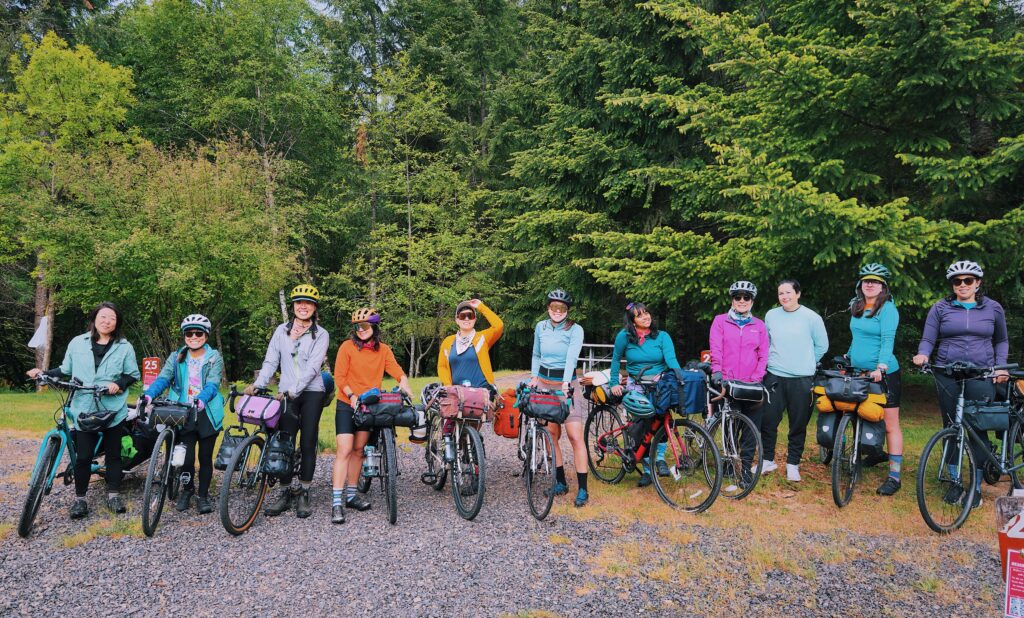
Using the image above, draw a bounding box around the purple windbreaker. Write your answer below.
[917,297,1009,366]
[709,313,770,383]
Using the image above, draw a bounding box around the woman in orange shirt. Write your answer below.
[331,307,413,524]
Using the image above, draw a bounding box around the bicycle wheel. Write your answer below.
[450,424,485,520]
[382,430,398,525]
[1008,420,1024,492]
[18,436,61,538]
[525,425,556,521]
[831,414,860,508]
[917,426,977,533]
[142,429,174,537]
[219,433,268,536]
[651,418,722,513]
[584,404,627,484]
[423,413,446,490]
[707,411,762,500]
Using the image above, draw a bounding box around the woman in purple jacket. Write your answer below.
[912,260,1009,509]
[708,281,770,482]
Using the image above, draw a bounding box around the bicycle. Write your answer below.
[699,369,765,500]
[916,361,1021,533]
[219,386,299,536]
[420,383,487,520]
[354,392,419,525]
[140,399,197,537]
[584,367,722,513]
[515,384,564,521]
[18,375,148,537]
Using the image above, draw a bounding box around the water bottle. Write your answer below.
[171,444,186,467]
[461,380,472,387]
[444,435,456,463]
[362,445,380,477]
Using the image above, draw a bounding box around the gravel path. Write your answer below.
[0,390,1005,617]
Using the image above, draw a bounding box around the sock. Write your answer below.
[975,469,983,495]
[888,454,903,481]
[300,480,311,490]
[577,472,588,493]
[656,442,667,462]
[332,488,344,507]
[948,463,957,478]
[344,486,356,500]
[556,466,566,485]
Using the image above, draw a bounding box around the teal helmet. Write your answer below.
[622,391,656,419]
[858,263,891,283]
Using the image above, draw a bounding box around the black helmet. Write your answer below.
[546,288,573,306]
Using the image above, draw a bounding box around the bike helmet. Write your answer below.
[859,263,891,283]
[350,307,381,324]
[946,260,983,280]
[76,408,117,432]
[728,281,757,298]
[546,288,573,306]
[179,314,211,334]
[622,390,656,419]
[289,284,320,304]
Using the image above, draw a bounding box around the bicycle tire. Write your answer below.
[424,413,446,491]
[18,436,61,538]
[450,424,485,520]
[651,418,722,513]
[831,414,859,508]
[1008,420,1024,492]
[382,430,398,525]
[525,425,556,521]
[917,426,976,534]
[142,430,173,537]
[707,411,762,500]
[584,404,627,484]
[219,433,268,536]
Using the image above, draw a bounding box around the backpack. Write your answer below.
[492,388,520,439]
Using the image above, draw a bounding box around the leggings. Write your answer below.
[180,432,217,497]
[761,373,814,465]
[74,422,126,496]
[278,390,325,483]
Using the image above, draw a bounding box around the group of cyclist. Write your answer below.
[25,258,1009,521]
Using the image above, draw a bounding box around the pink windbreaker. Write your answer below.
[708,313,769,383]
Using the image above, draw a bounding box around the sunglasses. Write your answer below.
[183,330,207,339]
[457,312,476,321]
[951,277,977,287]
[548,302,569,313]
[731,294,753,302]
[354,322,373,332]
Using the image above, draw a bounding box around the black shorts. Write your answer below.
[883,369,902,408]
[335,401,356,435]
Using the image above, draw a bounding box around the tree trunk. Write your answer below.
[408,335,416,377]
[33,266,54,391]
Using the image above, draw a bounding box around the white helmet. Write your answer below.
[728,281,757,298]
[180,314,212,333]
[945,260,983,280]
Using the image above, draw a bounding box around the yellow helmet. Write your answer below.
[289,284,320,304]
[351,307,380,324]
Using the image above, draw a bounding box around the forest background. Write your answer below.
[1,0,1023,385]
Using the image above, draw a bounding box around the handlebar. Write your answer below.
[32,375,102,392]
[920,361,1019,379]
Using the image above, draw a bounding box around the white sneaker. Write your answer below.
[760,460,778,474]
[786,463,802,482]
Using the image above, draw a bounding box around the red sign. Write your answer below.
[142,357,161,388]
[700,349,712,363]
[1007,549,1024,617]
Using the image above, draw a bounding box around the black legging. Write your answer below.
[761,373,814,465]
[74,422,126,496]
[277,390,325,483]
[180,432,217,497]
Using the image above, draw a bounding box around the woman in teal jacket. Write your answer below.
[27,302,140,519]
[141,314,224,514]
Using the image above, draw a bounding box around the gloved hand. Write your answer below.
[195,399,205,412]
[137,395,151,408]
[711,371,723,387]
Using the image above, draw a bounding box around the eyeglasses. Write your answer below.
[457,312,476,321]
[354,322,373,332]
[952,277,977,287]
[731,294,753,302]
[548,302,569,313]
[183,330,207,339]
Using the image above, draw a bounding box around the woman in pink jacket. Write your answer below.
[708,281,770,483]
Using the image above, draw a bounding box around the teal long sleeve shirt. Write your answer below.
[765,305,829,378]
[848,302,900,373]
[608,329,681,381]
[531,320,585,382]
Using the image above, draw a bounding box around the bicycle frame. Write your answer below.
[31,381,111,492]
[940,383,1024,481]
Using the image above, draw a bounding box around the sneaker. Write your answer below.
[545,482,569,498]
[264,488,294,516]
[656,460,671,477]
[876,477,901,496]
[332,504,346,524]
[862,451,889,468]
[295,488,312,519]
[942,484,964,505]
[637,472,652,488]
[69,498,89,519]
[574,489,589,507]
[786,463,801,482]
[196,496,214,514]
[345,495,371,511]
[175,488,194,512]
[761,459,778,474]
[106,495,127,514]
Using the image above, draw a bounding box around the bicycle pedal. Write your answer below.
[420,473,437,484]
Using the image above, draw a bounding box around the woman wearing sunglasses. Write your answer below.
[331,307,413,524]
[244,284,330,519]
[913,260,1009,509]
[139,314,224,514]
[438,299,504,391]
[529,289,587,506]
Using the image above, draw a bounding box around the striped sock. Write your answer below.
[888,454,903,481]
[344,486,356,501]
[332,488,344,507]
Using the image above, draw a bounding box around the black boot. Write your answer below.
[264,488,294,516]
[295,488,312,519]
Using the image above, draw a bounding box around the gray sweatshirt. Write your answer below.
[255,322,329,396]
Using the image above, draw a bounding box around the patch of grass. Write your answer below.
[504,611,561,618]
[548,533,571,545]
[0,522,13,541]
[60,516,144,548]
[913,575,941,594]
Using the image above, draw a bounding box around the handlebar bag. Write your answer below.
[237,395,284,429]
[726,380,764,403]
[355,392,415,429]
[436,386,491,421]
[521,389,570,424]
[150,403,195,430]
[823,376,869,403]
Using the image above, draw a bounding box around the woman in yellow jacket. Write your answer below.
[438,299,503,390]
